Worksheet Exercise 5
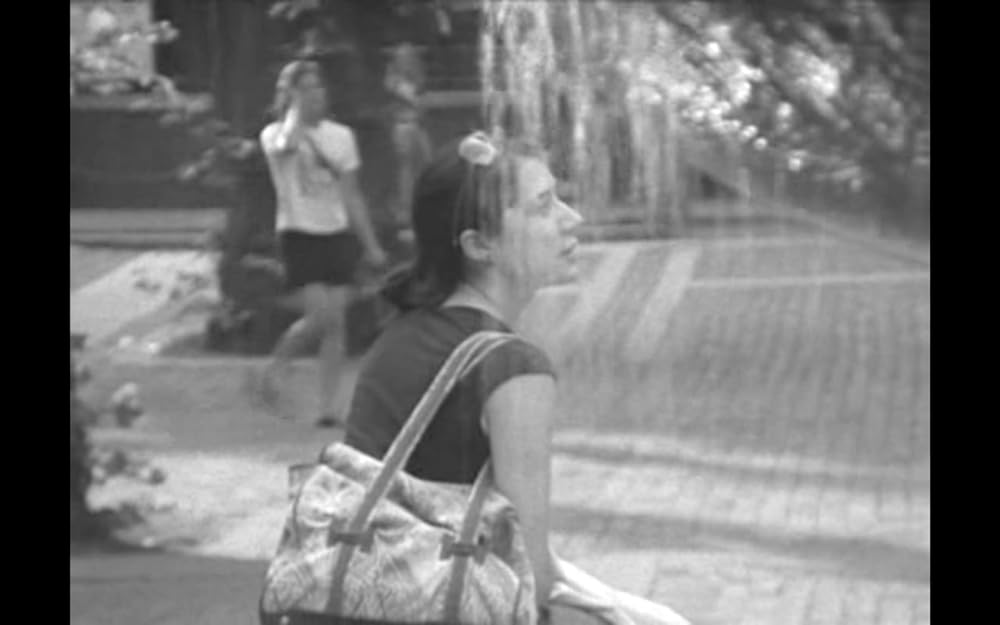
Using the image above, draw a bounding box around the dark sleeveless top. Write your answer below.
[343,306,555,484]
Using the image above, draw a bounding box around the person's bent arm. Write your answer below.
[486,376,639,624]
[484,374,561,603]
[340,172,387,267]
[265,107,306,155]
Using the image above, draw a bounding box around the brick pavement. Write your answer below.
[72,227,929,625]
[525,235,930,625]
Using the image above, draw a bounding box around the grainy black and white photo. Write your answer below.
[70,1,930,623]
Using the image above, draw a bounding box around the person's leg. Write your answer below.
[258,286,327,417]
[270,297,323,365]
[394,120,428,228]
[314,285,354,425]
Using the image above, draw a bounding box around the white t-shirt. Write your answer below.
[260,119,361,234]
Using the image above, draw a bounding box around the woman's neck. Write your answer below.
[289,111,323,128]
[449,273,534,328]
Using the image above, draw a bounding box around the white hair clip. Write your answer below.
[458,131,498,167]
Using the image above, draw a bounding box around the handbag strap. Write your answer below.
[442,462,496,621]
[338,330,510,537]
[326,330,513,612]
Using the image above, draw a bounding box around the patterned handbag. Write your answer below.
[260,331,539,625]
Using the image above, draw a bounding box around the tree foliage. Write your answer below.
[652,0,929,199]
[70,2,180,98]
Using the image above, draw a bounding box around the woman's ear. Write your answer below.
[457,229,493,265]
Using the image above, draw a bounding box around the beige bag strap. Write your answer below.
[442,461,497,621]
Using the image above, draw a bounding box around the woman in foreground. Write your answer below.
[343,131,689,625]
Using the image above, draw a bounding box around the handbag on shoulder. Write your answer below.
[260,331,539,625]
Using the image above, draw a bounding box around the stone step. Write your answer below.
[70,230,212,249]
[69,208,226,248]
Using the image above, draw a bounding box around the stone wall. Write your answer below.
[70,97,227,209]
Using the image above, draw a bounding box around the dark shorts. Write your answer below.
[279,230,362,292]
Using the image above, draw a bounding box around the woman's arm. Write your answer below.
[556,559,691,625]
[269,104,308,154]
[554,558,619,603]
[485,375,644,624]
[484,374,560,601]
[306,128,387,267]
[339,172,387,267]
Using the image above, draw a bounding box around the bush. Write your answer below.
[70,345,95,540]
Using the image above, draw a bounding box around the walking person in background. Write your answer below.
[384,42,433,231]
[257,59,388,427]
[343,131,689,625]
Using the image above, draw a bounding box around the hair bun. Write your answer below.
[458,131,498,167]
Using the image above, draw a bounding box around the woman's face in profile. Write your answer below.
[492,158,584,291]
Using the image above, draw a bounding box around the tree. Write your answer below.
[70,343,95,540]
[70,2,180,100]
[652,0,930,227]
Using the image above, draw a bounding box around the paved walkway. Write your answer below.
[71,552,265,625]
[70,249,217,346]
[523,234,929,625]
[71,223,930,625]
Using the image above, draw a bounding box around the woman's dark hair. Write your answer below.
[272,59,323,118]
[380,133,542,312]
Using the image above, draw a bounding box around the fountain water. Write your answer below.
[479,0,740,235]
[477,0,929,446]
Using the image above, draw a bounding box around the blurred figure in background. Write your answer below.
[257,59,387,427]
[384,42,433,232]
